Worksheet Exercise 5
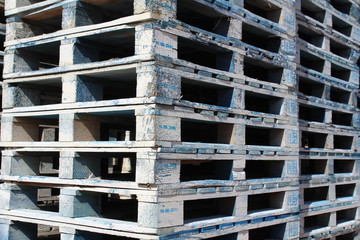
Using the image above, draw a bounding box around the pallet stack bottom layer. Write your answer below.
[0,0,359,239]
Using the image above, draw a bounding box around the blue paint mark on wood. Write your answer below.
[158,124,176,130]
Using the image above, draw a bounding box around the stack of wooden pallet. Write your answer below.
[0,0,358,239]
[0,0,4,125]
[296,0,360,239]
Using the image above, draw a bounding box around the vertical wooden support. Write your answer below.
[137,201,184,228]
[59,152,100,179]
[59,113,100,142]
[0,219,37,240]
[0,184,37,210]
[60,189,100,218]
